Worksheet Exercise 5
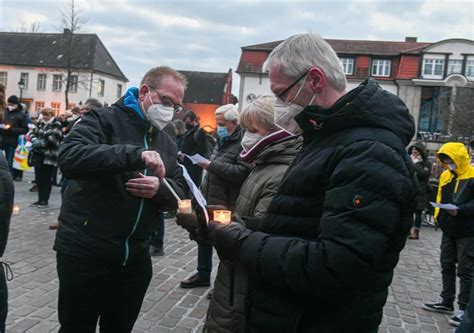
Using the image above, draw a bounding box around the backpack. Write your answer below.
[194,129,216,158]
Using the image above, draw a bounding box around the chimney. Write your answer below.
[405,37,417,42]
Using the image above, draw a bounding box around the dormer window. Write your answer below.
[447,60,462,75]
[340,58,354,75]
[371,59,391,77]
[422,58,444,79]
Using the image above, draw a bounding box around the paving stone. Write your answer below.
[4,174,451,332]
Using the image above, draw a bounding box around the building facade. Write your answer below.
[177,69,233,132]
[0,31,128,115]
[237,36,474,148]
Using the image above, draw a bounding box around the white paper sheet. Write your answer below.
[178,164,209,224]
[430,202,459,210]
[182,153,208,165]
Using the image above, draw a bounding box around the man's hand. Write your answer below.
[208,221,251,261]
[141,150,165,178]
[126,173,160,198]
[197,159,211,170]
[447,209,458,216]
[175,212,210,245]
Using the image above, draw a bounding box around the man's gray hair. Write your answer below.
[141,66,188,90]
[262,33,347,91]
[215,104,240,123]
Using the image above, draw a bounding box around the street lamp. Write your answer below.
[17,79,25,102]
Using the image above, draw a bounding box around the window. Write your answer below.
[466,61,474,79]
[371,59,391,77]
[422,59,444,78]
[37,74,47,91]
[340,58,354,75]
[447,60,463,75]
[20,73,29,90]
[0,72,7,87]
[53,74,62,92]
[51,102,61,115]
[98,79,105,97]
[117,84,123,99]
[69,75,78,93]
[35,101,44,114]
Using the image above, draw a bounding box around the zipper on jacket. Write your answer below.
[122,134,148,266]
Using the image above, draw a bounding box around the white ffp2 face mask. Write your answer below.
[241,132,264,152]
[273,73,316,135]
[144,93,174,130]
[447,163,456,171]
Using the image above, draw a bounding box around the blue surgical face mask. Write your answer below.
[217,126,229,139]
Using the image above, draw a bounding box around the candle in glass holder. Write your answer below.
[12,205,20,215]
[178,199,192,214]
[213,210,231,224]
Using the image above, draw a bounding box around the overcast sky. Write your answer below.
[1,0,473,95]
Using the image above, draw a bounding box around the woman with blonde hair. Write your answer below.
[203,96,303,332]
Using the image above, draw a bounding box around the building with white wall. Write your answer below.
[0,31,128,115]
[237,37,474,147]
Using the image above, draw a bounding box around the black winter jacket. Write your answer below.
[55,99,186,265]
[201,127,252,209]
[1,108,28,148]
[0,154,13,257]
[408,142,432,211]
[239,79,418,332]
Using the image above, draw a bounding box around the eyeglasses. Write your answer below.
[149,87,183,113]
[277,71,308,100]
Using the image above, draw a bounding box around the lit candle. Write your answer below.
[12,205,20,215]
[178,199,192,214]
[213,210,231,224]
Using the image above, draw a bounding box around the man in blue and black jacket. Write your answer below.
[55,66,188,333]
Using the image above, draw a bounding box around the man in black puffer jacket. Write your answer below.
[55,66,188,332]
[206,33,418,332]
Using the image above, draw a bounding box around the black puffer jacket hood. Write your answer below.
[296,79,415,146]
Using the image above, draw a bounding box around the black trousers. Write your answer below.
[0,265,7,333]
[37,164,54,203]
[440,234,474,308]
[56,253,152,333]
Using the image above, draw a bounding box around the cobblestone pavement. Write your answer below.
[4,173,457,332]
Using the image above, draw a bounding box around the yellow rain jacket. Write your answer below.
[435,142,474,237]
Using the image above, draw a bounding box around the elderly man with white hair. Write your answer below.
[179,104,252,290]
[198,33,418,332]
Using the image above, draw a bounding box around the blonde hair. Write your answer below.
[141,66,188,90]
[40,107,55,117]
[240,96,278,132]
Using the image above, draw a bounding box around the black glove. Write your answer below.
[208,221,251,261]
[175,212,209,246]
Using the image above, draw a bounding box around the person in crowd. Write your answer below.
[179,104,252,290]
[179,33,417,332]
[55,66,188,332]
[423,142,474,327]
[202,96,302,332]
[408,142,432,239]
[173,119,186,151]
[0,95,28,178]
[179,110,211,187]
[28,108,63,208]
[79,98,102,115]
[0,89,13,333]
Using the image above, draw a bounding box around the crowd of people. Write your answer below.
[0,33,473,332]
